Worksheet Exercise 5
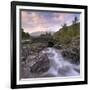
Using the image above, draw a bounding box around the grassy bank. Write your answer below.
[54,23,80,64]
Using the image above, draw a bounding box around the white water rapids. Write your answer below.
[41,47,80,77]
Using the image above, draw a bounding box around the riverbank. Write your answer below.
[20,32,80,78]
[59,36,80,64]
[20,42,80,78]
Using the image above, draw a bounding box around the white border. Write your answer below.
[16,5,85,85]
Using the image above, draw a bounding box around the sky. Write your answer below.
[21,10,80,34]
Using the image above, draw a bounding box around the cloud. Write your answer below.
[53,13,66,22]
[21,11,80,33]
[21,11,49,33]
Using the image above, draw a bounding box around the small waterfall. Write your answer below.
[41,47,80,77]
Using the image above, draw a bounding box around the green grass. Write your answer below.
[54,23,80,45]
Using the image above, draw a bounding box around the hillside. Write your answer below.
[54,23,80,45]
[54,23,80,64]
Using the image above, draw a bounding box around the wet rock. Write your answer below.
[58,66,71,76]
[74,68,80,73]
[54,44,63,49]
[21,46,31,58]
[62,48,80,64]
[26,53,50,75]
[48,42,54,47]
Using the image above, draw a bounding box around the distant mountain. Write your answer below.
[30,31,55,37]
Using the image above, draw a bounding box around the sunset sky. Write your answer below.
[21,10,80,34]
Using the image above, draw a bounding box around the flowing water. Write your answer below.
[41,47,80,77]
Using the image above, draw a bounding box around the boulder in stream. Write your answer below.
[26,53,50,75]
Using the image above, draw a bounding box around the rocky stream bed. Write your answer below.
[20,45,80,79]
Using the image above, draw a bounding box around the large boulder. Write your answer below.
[61,36,80,64]
[62,48,80,64]
[26,53,50,75]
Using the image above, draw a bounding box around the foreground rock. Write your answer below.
[61,47,80,64]
[20,52,50,78]
[61,36,80,64]
[27,53,50,74]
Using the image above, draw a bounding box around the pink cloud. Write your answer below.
[21,11,51,33]
[53,13,70,23]
[21,11,80,33]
